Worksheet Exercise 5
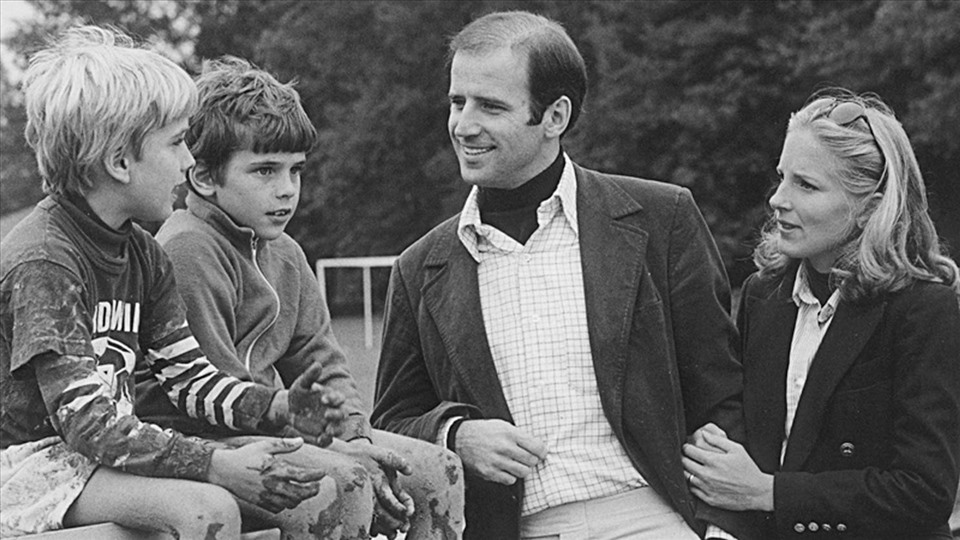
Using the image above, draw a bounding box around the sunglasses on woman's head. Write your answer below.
[822,100,874,135]
[821,99,886,190]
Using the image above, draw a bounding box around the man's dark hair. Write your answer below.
[448,10,587,135]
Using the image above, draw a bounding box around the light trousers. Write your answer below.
[520,486,699,540]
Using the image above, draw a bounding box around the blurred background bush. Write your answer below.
[2,0,958,309]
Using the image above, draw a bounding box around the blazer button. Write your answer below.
[839,442,855,457]
[808,522,819,532]
[822,523,832,532]
[837,523,847,532]
[794,523,805,533]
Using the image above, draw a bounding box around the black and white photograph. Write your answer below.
[1,2,958,539]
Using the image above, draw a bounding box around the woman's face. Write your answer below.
[769,128,857,273]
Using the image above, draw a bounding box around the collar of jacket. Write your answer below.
[184,191,260,257]
[418,162,649,428]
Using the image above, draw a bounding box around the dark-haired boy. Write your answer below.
[151,56,464,539]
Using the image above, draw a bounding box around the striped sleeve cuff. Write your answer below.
[147,324,278,432]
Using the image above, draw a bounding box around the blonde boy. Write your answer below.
[0,26,350,538]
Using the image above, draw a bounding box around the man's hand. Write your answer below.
[328,438,415,539]
[454,419,548,485]
[208,438,326,513]
[287,363,347,446]
[682,424,774,512]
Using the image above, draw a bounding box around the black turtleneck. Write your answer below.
[806,263,834,306]
[477,150,564,245]
[63,190,130,257]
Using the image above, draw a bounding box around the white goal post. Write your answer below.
[315,256,398,349]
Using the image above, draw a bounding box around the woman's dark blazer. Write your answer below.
[737,264,960,539]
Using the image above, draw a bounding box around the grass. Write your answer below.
[330,314,384,414]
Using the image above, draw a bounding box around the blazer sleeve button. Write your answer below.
[837,523,847,532]
[808,522,819,532]
[794,523,806,533]
[822,523,832,532]
[839,442,855,457]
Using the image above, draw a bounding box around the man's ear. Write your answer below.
[543,96,571,139]
[103,147,132,184]
[190,161,218,197]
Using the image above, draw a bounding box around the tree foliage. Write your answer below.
[0,62,38,215]
[1,0,957,288]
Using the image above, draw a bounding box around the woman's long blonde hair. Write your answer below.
[754,89,959,301]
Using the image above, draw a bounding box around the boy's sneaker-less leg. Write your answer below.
[371,429,465,540]
[220,436,374,540]
[63,467,241,539]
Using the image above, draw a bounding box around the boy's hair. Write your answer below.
[188,56,317,185]
[448,10,588,136]
[754,88,960,300]
[22,25,197,196]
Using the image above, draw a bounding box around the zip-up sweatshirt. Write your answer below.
[143,192,369,440]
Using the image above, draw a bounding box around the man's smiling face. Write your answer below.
[447,46,555,190]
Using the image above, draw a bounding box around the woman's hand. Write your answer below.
[682,423,775,512]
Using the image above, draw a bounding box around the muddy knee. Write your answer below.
[406,447,465,540]
[175,483,242,539]
[318,461,373,540]
[409,445,463,496]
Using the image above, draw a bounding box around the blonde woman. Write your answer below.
[683,90,960,539]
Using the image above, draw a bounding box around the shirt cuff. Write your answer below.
[706,524,738,540]
[436,415,464,447]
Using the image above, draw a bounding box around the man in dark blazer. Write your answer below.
[373,10,751,540]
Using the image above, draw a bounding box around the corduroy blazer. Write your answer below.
[372,163,752,539]
[737,264,960,539]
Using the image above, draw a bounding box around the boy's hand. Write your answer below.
[328,438,415,538]
[287,363,347,446]
[209,438,325,513]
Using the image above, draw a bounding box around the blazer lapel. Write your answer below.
[781,297,885,470]
[420,224,513,421]
[742,283,796,473]
[576,167,648,432]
